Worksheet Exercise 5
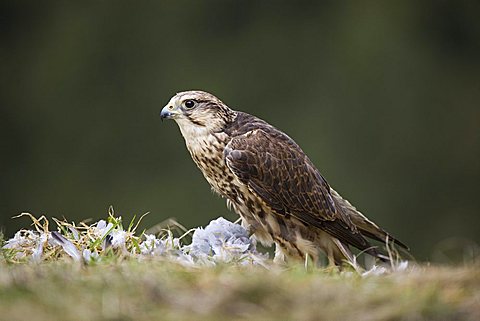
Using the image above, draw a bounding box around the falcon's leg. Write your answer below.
[327,250,337,268]
[273,243,286,264]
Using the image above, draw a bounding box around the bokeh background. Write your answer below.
[1,1,479,261]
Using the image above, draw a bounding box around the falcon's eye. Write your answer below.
[183,100,196,109]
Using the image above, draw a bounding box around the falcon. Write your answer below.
[160,90,408,266]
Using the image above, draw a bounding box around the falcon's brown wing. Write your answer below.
[224,128,375,254]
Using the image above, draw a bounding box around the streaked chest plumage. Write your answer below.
[183,131,270,234]
[184,131,238,199]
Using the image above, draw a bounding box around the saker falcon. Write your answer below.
[160,90,408,266]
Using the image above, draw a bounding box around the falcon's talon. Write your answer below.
[160,90,408,267]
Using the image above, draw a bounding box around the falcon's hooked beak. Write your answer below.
[160,105,179,121]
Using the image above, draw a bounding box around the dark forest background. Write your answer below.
[1,1,479,261]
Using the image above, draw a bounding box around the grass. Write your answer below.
[0,260,478,321]
[1,213,479,321]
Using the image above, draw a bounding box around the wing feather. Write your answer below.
[224,129,375,253]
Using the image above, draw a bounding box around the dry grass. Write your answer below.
[1,213,479,320]
[0,260,478,321]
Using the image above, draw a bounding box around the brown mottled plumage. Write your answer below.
[160,90,408,266]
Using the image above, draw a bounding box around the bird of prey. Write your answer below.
[160,90,408,266]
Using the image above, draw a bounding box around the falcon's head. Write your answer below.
[161,91,236,136]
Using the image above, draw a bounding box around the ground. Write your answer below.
[0,260,478,321]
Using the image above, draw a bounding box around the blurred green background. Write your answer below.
[1,1,479,261]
